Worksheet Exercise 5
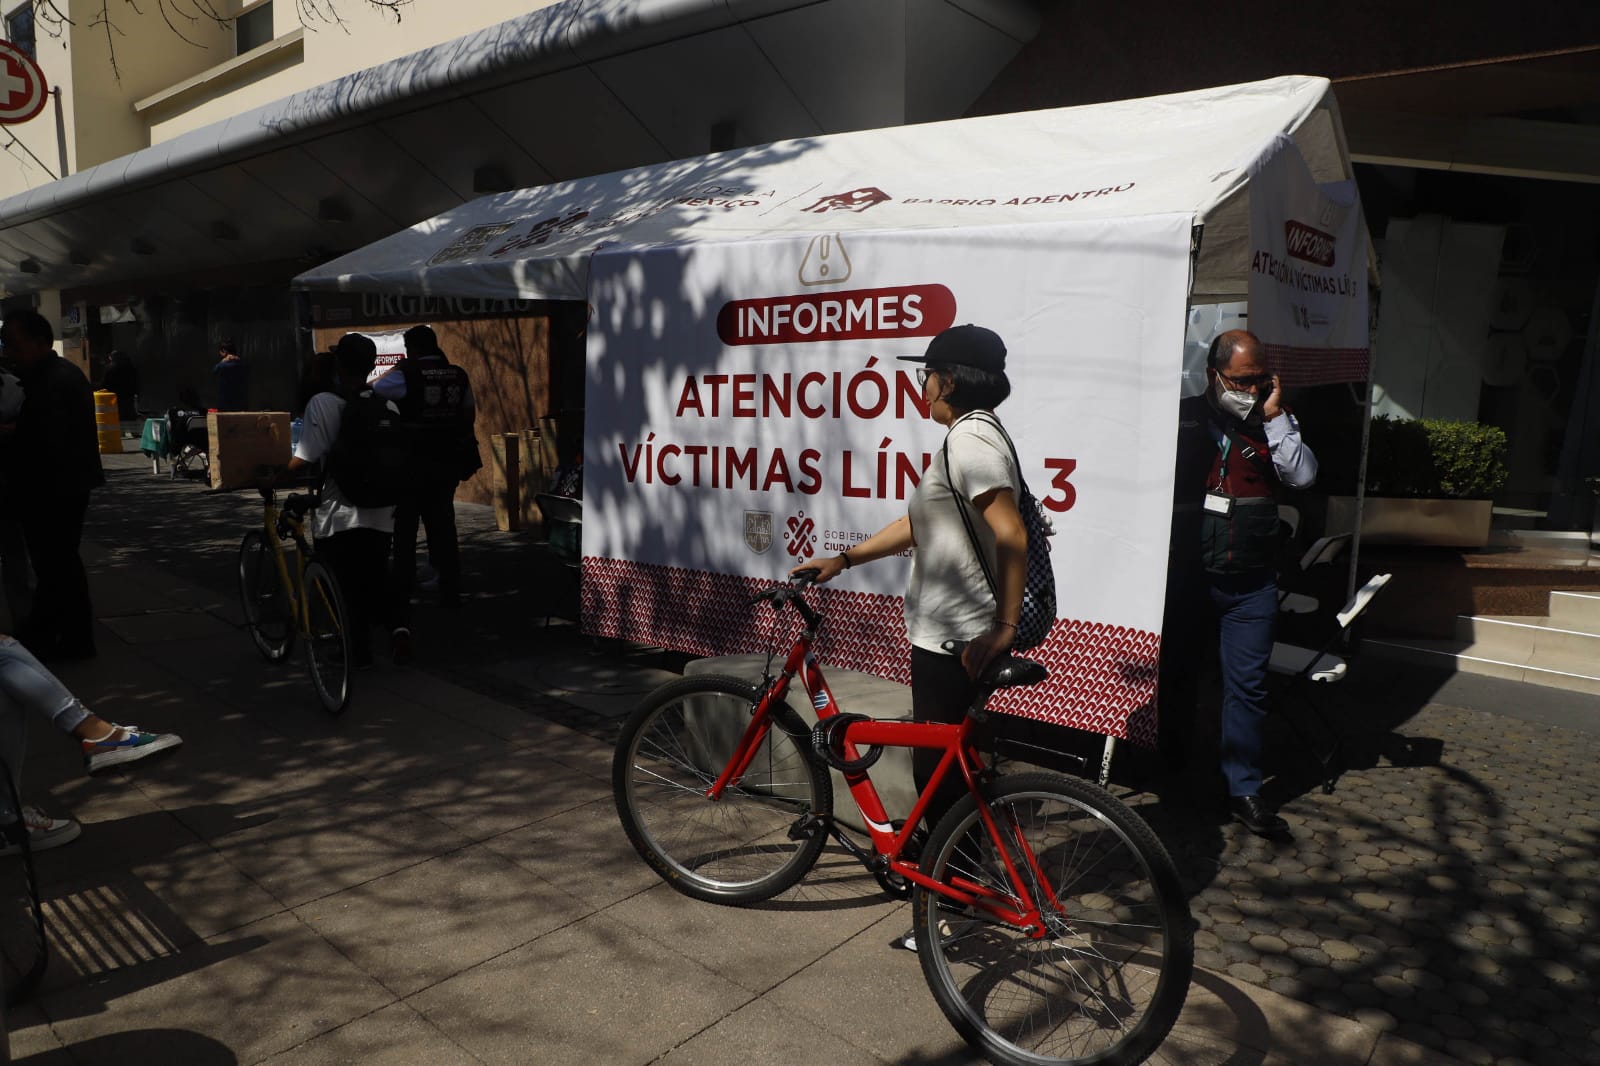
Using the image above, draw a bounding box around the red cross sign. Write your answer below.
[0,40,47,126]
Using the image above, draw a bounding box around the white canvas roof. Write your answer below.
[295,75,1358,301]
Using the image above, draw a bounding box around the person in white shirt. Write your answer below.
[795,324,1028,831]
[276,334,396,667]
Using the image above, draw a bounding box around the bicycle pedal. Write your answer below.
[787,813,824,841]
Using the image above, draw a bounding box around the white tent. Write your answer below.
[295,75,1363,303]
[297,76,1372,746]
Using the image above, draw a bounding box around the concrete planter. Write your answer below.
[1326,495,1493,549]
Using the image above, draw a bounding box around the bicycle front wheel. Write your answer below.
[613,675,832,904]
[914,772,1192,1066]
[301,558,351,715]
[238,530,294,663]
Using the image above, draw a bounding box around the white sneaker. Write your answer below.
[895,919,962,954]
[0,805,83,856]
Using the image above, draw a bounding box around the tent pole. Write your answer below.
[1347,285,1379,608]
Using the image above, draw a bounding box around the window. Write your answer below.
[6,2,36,59]
[235,1,273,55]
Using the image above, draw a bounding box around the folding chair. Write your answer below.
[1267,571,1392,793]
[535,493,582,625]
[1278,532,1352,616]
[166,410,210,481]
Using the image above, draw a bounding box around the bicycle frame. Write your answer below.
[709,619,1061,936]
[259,491,314,633]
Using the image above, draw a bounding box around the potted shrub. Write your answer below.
[1326,417,1510,548]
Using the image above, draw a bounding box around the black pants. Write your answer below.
[317,527,391,662]
[20,491,93,655]
[910,646,983,834]
[390,478,459,626]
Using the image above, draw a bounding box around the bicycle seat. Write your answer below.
[283,493,315,518]
[980,655,1049,690]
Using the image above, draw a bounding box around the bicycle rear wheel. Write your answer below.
[914,772,1192,1066]
[301,558,351,714]
[613,675,832,904]
[237,531,294,663]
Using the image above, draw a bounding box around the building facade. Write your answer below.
[2,0,1599,528]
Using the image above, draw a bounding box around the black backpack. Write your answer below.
[328,389,410,507]
[942,411,1058,650]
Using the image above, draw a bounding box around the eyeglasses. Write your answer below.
[916,368,932,388]
[1218,370,1273,391]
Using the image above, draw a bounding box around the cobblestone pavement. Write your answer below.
[82,456,1600,1065]
[1134,702,1599,1066]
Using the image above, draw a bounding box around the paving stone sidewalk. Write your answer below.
[2,454,1593,1064]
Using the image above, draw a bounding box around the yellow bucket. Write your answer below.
[94,389,123,454]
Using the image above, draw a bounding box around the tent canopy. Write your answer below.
[294,75,1358,302]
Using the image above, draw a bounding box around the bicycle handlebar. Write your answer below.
[751,570,823,629]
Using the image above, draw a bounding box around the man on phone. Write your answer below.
[1162,329,1317,837]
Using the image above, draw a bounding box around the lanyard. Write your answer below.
[1211,425,1232,491]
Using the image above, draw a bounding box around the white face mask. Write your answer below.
[1213,377,1257,420]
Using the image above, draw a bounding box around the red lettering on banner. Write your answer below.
[1042,458,1078,512]
[1284,221,1336,267]
[716,285,956,346]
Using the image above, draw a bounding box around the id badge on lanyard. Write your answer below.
[1205,431,1236,516]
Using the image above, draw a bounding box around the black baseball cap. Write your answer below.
[898,324,1007,374]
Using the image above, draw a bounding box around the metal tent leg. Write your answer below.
[1098,736,1117,788]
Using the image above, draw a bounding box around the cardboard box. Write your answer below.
[208,411,292,490]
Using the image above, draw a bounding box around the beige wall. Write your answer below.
[146,0,564,144]
[0,0,561,204]
[65,0,237,168]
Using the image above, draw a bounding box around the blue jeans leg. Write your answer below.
[1210,574,1277,798]
[0,634,93,821]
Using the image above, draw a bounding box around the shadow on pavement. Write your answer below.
[16,1027,239,1065]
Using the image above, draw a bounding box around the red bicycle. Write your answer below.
[613,572,1193,1066]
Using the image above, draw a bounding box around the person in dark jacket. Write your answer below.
[379,325,477,658]
[1,310,105,660]
[213,338,250,411]
[101,349,139,425]
[1160,329,1317,838]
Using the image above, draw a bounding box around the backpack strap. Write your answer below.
[942,415,1008,604]
[954,411,1030,494]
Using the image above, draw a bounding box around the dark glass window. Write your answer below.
[235,1,274,55]
[6,3,36,59]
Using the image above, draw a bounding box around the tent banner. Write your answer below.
[581,216,1192,742]
[1248,140,1370,385]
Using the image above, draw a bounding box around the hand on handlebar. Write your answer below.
[791,554,846,585]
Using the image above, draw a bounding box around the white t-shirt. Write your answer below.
[293,391,395,540]
[904,412,1022,654]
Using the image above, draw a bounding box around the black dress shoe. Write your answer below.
[1229,795,1289,838]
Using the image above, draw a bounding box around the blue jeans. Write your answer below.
[1208,573,1278,797]
[0,635,92,821]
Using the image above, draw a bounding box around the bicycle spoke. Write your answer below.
[615,679,831,903]
[917,775,1191,1065]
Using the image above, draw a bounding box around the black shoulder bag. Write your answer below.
[941,412,1057,650]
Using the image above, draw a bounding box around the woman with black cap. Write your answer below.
[793,323,1028,841]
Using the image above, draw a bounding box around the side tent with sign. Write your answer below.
[295,76,1371,747]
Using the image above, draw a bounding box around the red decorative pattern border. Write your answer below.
[581,557,1160,746]
[1263,345,1370,387]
